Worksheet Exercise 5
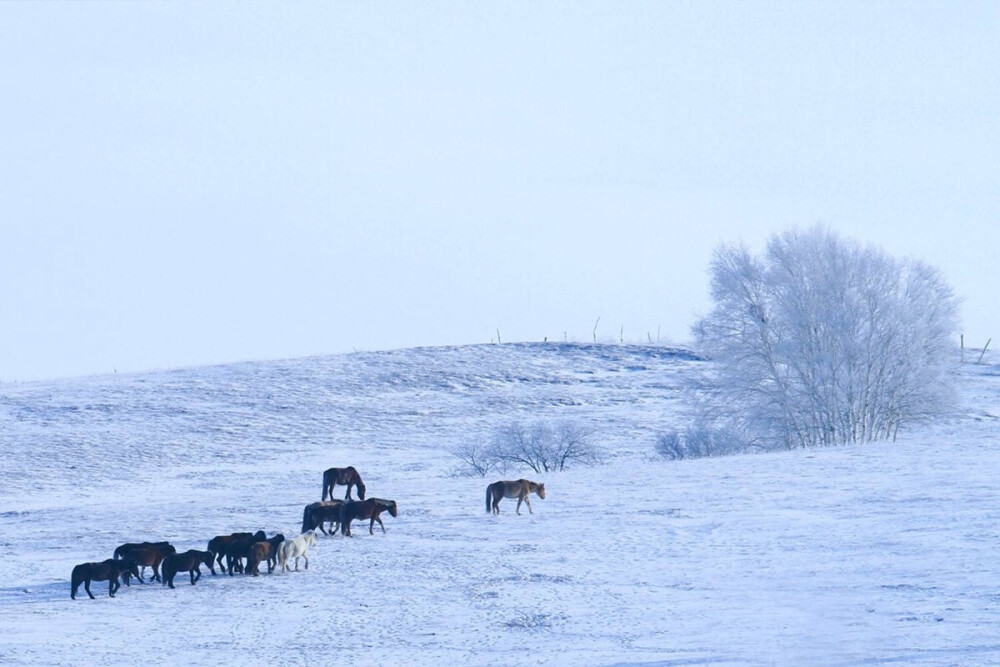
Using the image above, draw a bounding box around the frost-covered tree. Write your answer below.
[693,226,959,448]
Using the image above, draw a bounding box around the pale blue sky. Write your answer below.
[1,1,997,381]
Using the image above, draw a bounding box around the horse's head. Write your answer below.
[536,483,546,499]
[119,557,140,582]
[252,530,267,542]
[386,501,398,517]
[202,550,215,567]
[357,481,367,500]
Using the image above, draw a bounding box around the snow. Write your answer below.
[1,342,998,666]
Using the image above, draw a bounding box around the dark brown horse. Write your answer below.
[162,550,216,589]
[113,540,173,561]
[340,498,398,536]
[486,479,545,515]
[301,500,344,535]
[124,543,178,583]
[322,466,366,501]
[209,531,264,574]
[71,558,140,599]
[247,534,284,576]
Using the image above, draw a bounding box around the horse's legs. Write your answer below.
[524,496,533,514]
[516,496,523,515]
[374,515,386,533]
[302,553,308,570]
[109,579,118,598]
[85,579,96,600]
[192,567,200,585]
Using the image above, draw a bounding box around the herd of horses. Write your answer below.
[70,464,544,600]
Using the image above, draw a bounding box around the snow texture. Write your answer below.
[1,342,998,666]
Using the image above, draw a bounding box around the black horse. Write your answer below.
[162,550,216,589]
[71,558,140,599]
[209,531,264,575]
[301,500,344,535]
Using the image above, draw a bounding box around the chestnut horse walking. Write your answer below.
[321,466,366,501]
[486,479,546,515]
[340,498,398,536]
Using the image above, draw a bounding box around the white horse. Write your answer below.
[278,530,317,572]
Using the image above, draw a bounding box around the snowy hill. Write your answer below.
[1,343,998,666]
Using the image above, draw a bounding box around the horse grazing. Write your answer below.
[486,479,546,515]
[321,466,366,501]
[340,498,398,536]
[209,531,264,575]
[278,531,317,572]
[162,550,215,589]
[71,558,140,600]
[246,534,285,576]
[301,500,344,535]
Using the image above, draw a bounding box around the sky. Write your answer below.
[0,1,997,382]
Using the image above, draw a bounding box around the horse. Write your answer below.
[486,479,545,515]
[340,498,398,536]
[161,550,215,589]
[113,540,173,561]
[246,534,285,576]
[71,558,140,599]
[209,531,264,574]
[321,466,366,501]
[127,544,178,583]
[278,531,317,572]
[301,500,344,535]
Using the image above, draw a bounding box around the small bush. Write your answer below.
[656,425,749,460]
[450,421,602,477]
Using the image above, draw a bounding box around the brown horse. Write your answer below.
[162,550,215,589]
[301,500,344,535]
[247,534,284,576]
[209,531,264,574]
[71,558,140,599]
[486,479,545,515]
[322,466,366,501]
[340,498,398,536]
[245,533,285,577]
[128,544,178,583]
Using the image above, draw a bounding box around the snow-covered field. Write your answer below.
[1,342,998,666]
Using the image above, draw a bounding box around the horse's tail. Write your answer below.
[112,546,122,560]
[70,565,82,598]
[301,505,312,534]
[486,485,492,513]
[161,557,173,587]
[321,471,328,501]
[277,541,288,571]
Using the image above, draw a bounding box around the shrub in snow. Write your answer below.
[450,421,602,476]
[655,425,749,460]
[692,226,959,449]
